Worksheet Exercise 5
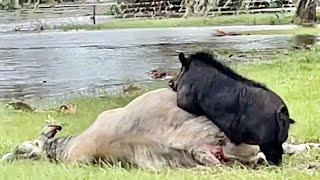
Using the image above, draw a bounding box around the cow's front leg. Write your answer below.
[190,144,224,166]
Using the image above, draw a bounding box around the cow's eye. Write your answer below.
[16,148,26,154]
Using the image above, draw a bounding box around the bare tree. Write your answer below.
[182,0,245,17]
[293,0,317,26]
[182,0,220,17]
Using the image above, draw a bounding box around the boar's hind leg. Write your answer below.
[190,144,222,166]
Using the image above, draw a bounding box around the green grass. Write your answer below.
[235,49,320,142]
[58,13,295,31]
[242,27,320,35]
[1,49,320,179]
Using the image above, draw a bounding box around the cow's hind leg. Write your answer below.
[190,144,224,166]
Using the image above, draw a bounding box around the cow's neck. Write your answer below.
[43,136,76,161]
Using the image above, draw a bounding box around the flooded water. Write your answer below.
[0,25,318,102]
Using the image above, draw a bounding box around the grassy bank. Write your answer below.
[59,13,296,31]
[1,49,320,179]
[242,26,320,35]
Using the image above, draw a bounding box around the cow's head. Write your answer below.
[1,125,62,161]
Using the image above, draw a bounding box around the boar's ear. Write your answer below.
[276,105,290,143]
[179,53,191,68]
[168,79,177,91]
[289,119,295,124]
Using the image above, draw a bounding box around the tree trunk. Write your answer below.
[13,0,20,9]
[1,0,20,9]
[293,0,317,26]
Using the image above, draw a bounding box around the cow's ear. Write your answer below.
[41,125,62,139]
[179,53,191,68]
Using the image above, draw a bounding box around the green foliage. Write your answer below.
[243,26,320,35]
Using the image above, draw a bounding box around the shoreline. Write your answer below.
[1,11,319,35]
[58,13,296,31]
[0,12,301,34]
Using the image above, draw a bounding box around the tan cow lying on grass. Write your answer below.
[2,88,318,169]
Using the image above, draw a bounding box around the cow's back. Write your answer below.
[123,89,216,141]
[66,88,260,163]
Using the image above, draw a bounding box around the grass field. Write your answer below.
[58,13,296,31]
[242,27,320,35]
[1,49,320,179]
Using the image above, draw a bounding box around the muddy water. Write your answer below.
[0,26,318,102]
